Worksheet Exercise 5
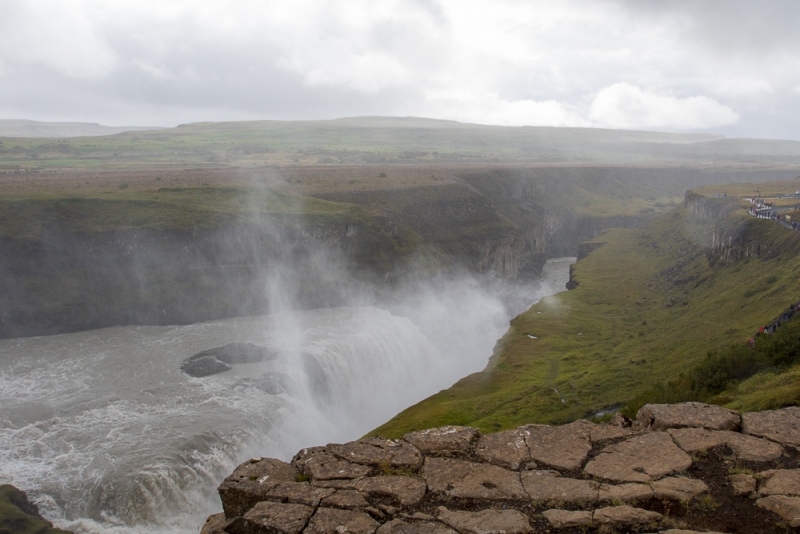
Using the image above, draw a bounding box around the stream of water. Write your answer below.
[0,257,574,533]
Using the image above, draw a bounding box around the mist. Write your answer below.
[0,187,574,532]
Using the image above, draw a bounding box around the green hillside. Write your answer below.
[371,179,800,437]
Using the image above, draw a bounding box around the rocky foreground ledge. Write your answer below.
[202,403,800,534]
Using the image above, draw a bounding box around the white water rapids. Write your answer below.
[0,258,574,533]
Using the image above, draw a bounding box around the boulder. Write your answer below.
[635,403,741,432]
[423,458,527,500]
[592,505,662,527]
[583,432,692,483]
[436,507,532,534]
[218,458,300,518]
[320,490,370,510]
[293,447,328,473]
[474,428,532,470]
[224,502,313,534]
[327,438,422,470]
[263,482,335,506]
[742,407,800,446]
[650,477,709,501]
[312,479,363,490]
[522,420,594,470]
[376,519,458,534]
[355,476,427,506]
[598,483,654,502]
[201,512,229,534]
[305,507,380,534]
[520,471,599,503]
[668,427,782,462]
[181,355,231,377]
[305,453,374,481]
[729,473,756,496]
[403,426,479,454]
[757,469,800,497]
[541,509,593,528]
[756,495,800,527]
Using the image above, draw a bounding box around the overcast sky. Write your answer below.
[1,0,799,139]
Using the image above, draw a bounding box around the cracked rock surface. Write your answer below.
[203,403,800,534]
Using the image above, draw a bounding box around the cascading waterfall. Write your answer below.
[0,258,574,533]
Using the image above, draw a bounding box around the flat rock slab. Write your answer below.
[584,432,692,483]
[305,453,374,481]
[376,519,458,534]
[436,506,532,534]
[327,439,422,470]
[265,482,335,506]
[590,424,634,442]
[226,502,313,534]
[305,508,380,534]
[660,531,728,534]
[320,490,369,510]
[293,447,328,472]
[424,458,527,500]
[403,426,479,454]
[520,471,599,503]
[218,458,300,517]
[651,477,709,501]
[523,420,594,470]
[355,476,427,506]
[756,495,800,527]
[593,505,662,527]
[729,473,756,496]
[743,407,800,446]
[758,469,800,497]
[636,403,741,431]
[474,429,532,470]
[598,483,653,502]
[541,509,592,528]
[668,427,782,462]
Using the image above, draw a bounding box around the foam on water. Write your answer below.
[0,258,574,533]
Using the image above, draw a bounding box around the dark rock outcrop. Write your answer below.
[181,343,276,377]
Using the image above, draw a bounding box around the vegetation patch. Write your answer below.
[371,194,800,438]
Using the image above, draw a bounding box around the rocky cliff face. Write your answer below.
[683,191,786,263]
[202,403,800,534]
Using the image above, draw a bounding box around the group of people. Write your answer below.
[749,302,800,347]
[747,198,799,229]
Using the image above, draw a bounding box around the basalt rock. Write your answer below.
[208,403,800,534]
[181,343,276,377]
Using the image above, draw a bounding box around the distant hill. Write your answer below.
[0,119,163,138]
[1,116,799,170]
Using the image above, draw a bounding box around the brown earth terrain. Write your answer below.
[202,403,800,534]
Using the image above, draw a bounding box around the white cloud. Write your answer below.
[589,82,739,130]
[0,0,116,79]
[424,90,588,127]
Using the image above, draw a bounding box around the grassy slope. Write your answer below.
[0,186,395,239]
[371,193,800,438]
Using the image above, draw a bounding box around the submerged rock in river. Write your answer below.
[180,342,277,377]
[181,355,232,377]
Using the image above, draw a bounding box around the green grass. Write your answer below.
[0,485,72,534]
[370,198,800,438]
[0,186,388,239]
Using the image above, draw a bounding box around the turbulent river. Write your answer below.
[0,258,574,533]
